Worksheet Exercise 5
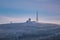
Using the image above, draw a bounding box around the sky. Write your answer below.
[0,0,60,24]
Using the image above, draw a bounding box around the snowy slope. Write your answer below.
[0,22,60,40]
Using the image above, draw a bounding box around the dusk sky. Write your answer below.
[0,0,60,24]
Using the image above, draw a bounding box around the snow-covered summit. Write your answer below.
[0,19,60,40]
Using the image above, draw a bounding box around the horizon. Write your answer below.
[0,0,60,24]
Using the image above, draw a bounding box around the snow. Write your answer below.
[0,22,60,40]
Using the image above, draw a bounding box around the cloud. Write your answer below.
[0,0,60,12]
[0,16,27,24]
[0,16,60,24]
[0,0,60,16]
[0,0,60,24]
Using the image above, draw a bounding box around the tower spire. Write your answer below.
[36,11,38,22]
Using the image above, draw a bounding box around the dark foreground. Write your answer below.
[0,23,60,40]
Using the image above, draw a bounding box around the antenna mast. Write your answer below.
[36,11,38,22]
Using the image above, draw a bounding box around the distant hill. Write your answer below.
[0,22,60,40]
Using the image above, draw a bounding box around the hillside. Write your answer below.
[0,22,60,40]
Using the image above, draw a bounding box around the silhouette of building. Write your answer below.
[26,11,39,24]
[26,18,31,23]
[10,21,12,24]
